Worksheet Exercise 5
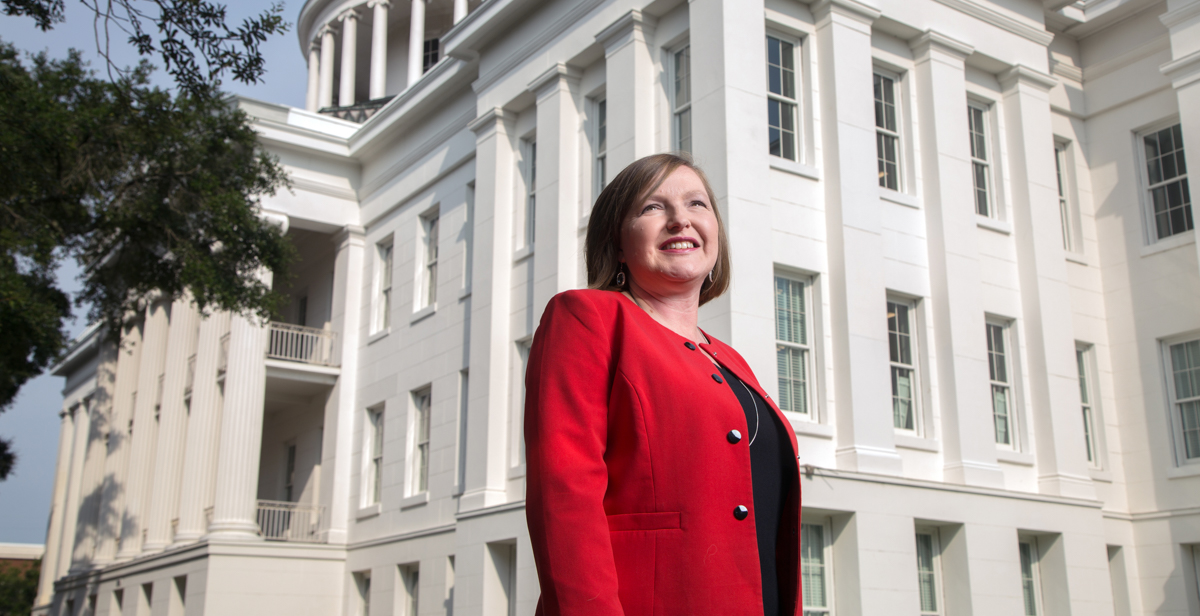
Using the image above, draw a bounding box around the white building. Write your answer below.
[33,0,1200,614]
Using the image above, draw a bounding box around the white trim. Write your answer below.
[1161,334,1200,466]
[874,67,905,193]
[929,0,1054,46]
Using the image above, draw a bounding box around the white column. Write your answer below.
[71,343,117,571]
[339,9,360,107]
[171,312,229,545]
[812,0,901,476]
[453,0,467,24]
[143,298,200,552]
[909,31,1005,488]
[460,108,516,512]
[528,64,581,321]
[1159,1,1200,274]
[58,396,92,576]
[93,322,143,565]
[319,25,337,109]
[595,10,656,177]
[368,1,390,99]
[306,41,321,112]
[407,0,426,87]
[36,407,76,607]
[321,225,365,545]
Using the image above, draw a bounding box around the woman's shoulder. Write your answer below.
[545,288,626,314]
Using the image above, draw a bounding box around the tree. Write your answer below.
[0,2,294,480]
[0,559,39,616]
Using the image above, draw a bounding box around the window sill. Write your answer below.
[769,158,820,181]
[400,492,429,509]
[1065,251,1089,266]
[513,245,534,263]
[457,285,472,300]
[787,415,834,439]
[1140,232,1196,258]
[895,434,940,452]
[410,303,436,324]
[995,448,1034,466]
[1165,463,1200,479]
[879,187,920,209]
[367,329,390,345]
[356,503,381,519]
[1089,467,1112,483]
[976,216,1013,235]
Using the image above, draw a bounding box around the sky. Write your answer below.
[0,1,310,545]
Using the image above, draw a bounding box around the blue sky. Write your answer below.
[0,1,309,544]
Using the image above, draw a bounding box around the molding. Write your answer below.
[455,499,527,521]
[361,143,475,230]
[1083,35,1169,83]
[908,29,975,60]
[999,64,1058,91]
[811,0,882,23]
[360,106,475,198]
[289,175,357,201]
[1161,49,1200,89]
[471,0,605,94]
[801,466,1102,508]
[528,63,582,99]
[348,522,455,550]
[931,0,1054,46]
[595,9,657,52]
[1050,58,1083,83]
[1160,1,1200,30]
[467,106,509,138]
[1103,504,1200,523]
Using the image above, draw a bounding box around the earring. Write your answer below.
[616,270,626,287]
[708,270,714,282]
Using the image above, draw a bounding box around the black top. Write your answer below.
[717,363,794,616]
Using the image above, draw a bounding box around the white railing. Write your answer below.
[267,322,336,366]
[256,500,328,543]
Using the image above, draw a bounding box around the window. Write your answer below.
[512,340,531,467]
[1167,338,1200,460]
[888,299,919,431]
[456,370,469,494]
[801,522,830,616]
[874,71,901,190]
[1018,539,1044,616]
[485,542,517,616]
[421,212,439,309]
[412,388,432,494]
[1141,123,1192,241]
[284,443,297,502]
[1055,142,1076,251]
[375,240,394,332]
[673,46,691,153]
[423,38,440,73]
[767,36,799,161]
[969,103,994,217]
[594,100,607,199]
[367,407,384,504]
[986,320,1014,447]
[355,571,371,616]
[463,184,474,290]
[915,529,943,616]
[1077,345,1100,467]
[775,274,811,416]
[398,563,420,616]
[522,140,537,247]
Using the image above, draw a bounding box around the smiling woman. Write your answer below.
[525,154,802,616]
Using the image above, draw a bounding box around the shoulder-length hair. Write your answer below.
[585,153,731,305]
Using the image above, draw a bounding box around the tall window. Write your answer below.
[421,212,439,308]
[767,36,799,161]
[969,103,993,217]
[775,274,811,416]
[399,563,420,616]
[523,140,537,247]
[1077,345,1100,467]
[368,408,384,504]
[987,321,1014,447]
[1167,339,1200,460]
[456,370,469,494]
[594,100,607,199]
[1142,123,1192,241]
[463,184,474,289]
[874,71,901,190]
[423,38,440,73]
[1019,539,1044,616]
[915,529,943,616]
[801,523,830,616]
[356,571,371,616]
[1055,143,1076,251]
[673,46,692,153]
[888,299,919,431]
[412,389,432,494]
[376,241,394,332]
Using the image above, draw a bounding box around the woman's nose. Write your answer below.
[666,204,691,230]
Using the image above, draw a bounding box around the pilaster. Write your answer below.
[596,10,657,178]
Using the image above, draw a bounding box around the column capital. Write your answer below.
[468,107,510,137]
[1162,49,1200,89]
[909,30,974,63]
[367,0,391,8]
[812,0,881,26]
[338,7,361,22]
[259,209,289,234]
[333,225,366,249]
[595,9,657,53]
[319,22,340,37]
[999,64,1057,92]
[528,63,581,101]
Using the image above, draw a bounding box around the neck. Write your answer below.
[625,281,705,343]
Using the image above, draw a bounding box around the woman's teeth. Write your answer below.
[665,241,694,250]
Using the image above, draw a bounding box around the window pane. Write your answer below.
[893,367,914,430]
[1182,401,1200,459]
[1076,350,1089,404]
[801,525,827,609]
[1083,407,1095,462]
[676,108,691,154]
[1020,542,1038,616]
[674,47,690,107]
[993,386,1011,445]
[774,277,807,344]
[974,161,990,217]
[777,345,808,415]
[916,533,938,613]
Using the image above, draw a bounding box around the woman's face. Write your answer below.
[618,165,719,297]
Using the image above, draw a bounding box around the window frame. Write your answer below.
[801,518,833,616]
[409,388,432,496]
[968,100,997,218]
[1055,140,1081,253]
[364,406,385,506]
[417,209,440,310]
[374,238,395,334]
[671,43,692,154]
[1018,537,1045,616]
[1137,120,1193,244]
[874,67,904,192]
[520,137,537,249]
[593,98,608,201]
[766,32,801,162]
[888,296,922,434]
[774,271,815,421]
[1076,343,1103,469]
[986,318,1019,450]
[1162,334,1200,465]
[915,526,944,616]
[422,38,440,73]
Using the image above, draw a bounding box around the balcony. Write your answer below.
[318,96,394,124]
[267,322,336,366]
[256,499,328,543]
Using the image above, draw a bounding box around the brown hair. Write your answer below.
[585,153,731,305]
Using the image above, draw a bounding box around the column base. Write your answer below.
[169,531,203,549]
[944,460,1006,489]
[203,520,263,541]
[140,540,168,553]
[835,445,903,476]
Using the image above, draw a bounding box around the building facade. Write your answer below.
[33,0,1200,614]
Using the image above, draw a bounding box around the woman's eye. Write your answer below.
[640,203,662,213]
[690,200,709,208]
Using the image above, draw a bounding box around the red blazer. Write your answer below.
[525,289,802,616]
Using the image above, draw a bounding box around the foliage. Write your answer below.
[0,559,39,616]
[0,42,294,478]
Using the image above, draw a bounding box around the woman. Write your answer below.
[524,154,801,616]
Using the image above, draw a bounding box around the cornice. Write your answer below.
[468,0,605,94]
[932,0,1055,46]
[595,9,658,51]
[467,106,509,135]
[999,64,1058,91]
[908,29,975,60]
[1161,48,1200,89]
[1083,35,1169,83]
[1160,1,1200,30]
[811,0,882,25]
[1050,58,1083,82]
[528,63,582,98]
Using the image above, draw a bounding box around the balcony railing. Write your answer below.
[267,322,336,366]
[318,95,394,123]
[256,500,327,543]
